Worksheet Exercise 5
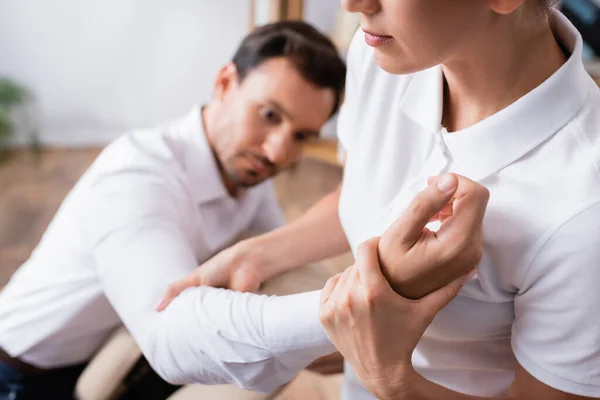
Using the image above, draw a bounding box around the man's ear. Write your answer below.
[487,0,525,14]
[213,62,240,101]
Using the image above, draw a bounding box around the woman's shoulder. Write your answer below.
[567,81,600,154]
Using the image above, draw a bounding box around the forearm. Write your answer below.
[93,221,332,391]
[249,185,349,277]
[146,288,334,391]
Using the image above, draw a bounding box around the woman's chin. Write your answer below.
[374,51,430,76]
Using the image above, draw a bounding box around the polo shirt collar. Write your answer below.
[399,10,592,182]
[399,64,445,134]
[177,106,231,205]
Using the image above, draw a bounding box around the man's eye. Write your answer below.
[294,132,308,141]
[261,108,279,122]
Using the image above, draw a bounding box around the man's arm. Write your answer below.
[157,183,349,306]
[248,183,348,278]
[84,174,335,391]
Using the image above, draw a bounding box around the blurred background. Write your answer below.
[0,0,598,151]
[0,0,359,149]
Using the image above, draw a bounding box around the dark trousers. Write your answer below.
[0,361,86,400]
[0,357,180,400]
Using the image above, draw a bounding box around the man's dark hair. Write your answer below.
[232,20,346,118]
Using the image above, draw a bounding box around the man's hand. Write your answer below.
[156,185,349,311]
[378,173,489,299]
[155,239,266,311]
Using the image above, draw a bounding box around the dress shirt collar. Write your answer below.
[177,106,231,205]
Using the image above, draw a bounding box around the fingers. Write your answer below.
[428,203,454,223]
[356,237,386,287]
[418,268,477,319]
[321,237,392,318]
[436,175,489,243]
[320,267,353,322]
[386,173,458,249]
[331,265,353,302]
[155,274,201,312]
[320,272,343,306]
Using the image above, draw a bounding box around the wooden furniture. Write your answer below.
[303,139,342,167]
[249,0,304,30]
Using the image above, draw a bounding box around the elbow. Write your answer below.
[152,368,185,386]
[143,329,291,391]
[223,361,292,394]
[147,362,186,387]
[141,329,195,385]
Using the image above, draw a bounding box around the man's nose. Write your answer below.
[262,132,292,166]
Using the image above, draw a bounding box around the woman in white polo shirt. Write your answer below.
[160,0,600,398]
[320,0,600,399]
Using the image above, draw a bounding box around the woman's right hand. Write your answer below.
[378,173,489,299]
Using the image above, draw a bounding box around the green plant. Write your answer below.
[0,77,29,141]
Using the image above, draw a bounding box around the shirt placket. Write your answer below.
[197,199,239,253]
[381,136,451,232]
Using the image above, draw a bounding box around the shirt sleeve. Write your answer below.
[84,172,334,392]
[248,181,286,235]
[512,199,600,397]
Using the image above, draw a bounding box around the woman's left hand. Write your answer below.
[319,237,475,400]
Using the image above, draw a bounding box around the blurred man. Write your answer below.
[0,21,345,400]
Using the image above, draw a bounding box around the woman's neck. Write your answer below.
[441,14,567,132]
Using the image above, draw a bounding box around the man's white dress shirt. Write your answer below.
[0,107,333,392]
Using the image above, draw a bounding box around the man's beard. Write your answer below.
[231,170,266,188]
[225,164,277,189]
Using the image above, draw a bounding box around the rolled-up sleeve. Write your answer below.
[84,172,334,392]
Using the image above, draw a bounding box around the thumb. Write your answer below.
[230,269,261,293]
[356,237,388,287]
[418,268,477,318]
[387,173,458,250]
[155,273,202,312]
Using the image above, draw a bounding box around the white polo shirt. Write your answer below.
[336,10,600,398]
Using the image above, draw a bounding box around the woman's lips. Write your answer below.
[363,30,393,47]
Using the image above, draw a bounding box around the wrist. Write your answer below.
[239,234,289,282]
[373,365,419,400]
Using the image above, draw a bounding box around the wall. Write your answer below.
[0,0,250,146]
[303,0,342,36]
